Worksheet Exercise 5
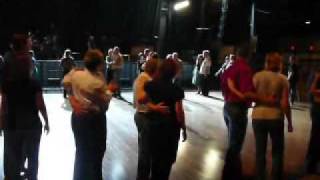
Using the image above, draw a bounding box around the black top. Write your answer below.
[144,79,184,121]
[2,79,42,130]
[288,63,299,84]
[60,57,75,72]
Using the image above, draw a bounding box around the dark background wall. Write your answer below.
[0,0,319,55]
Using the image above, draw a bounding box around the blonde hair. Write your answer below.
[265,52,283,72]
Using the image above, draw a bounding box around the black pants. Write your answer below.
[62,70,71,98]
[4,129,42,180]
[134,113,152,180]
[306,102,320,172]
[106,68,113,84]
[289,82,297,104]
[149,117,180,180]
[253,120,284,180]
[71,112,107,180]
[200,74,210,96]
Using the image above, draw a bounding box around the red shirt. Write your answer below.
[221,57,254,104]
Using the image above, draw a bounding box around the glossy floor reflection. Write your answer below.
[0,91,319,180]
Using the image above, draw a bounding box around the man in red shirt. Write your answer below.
[220,45,254,180]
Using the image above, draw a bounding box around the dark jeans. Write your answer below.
[306,102,320,172]
[4,129,42,180]
[148,116,180,180]
[199,74,210,96]
[253,119,284,180]
[112,69,122,96]
[289,83,297,104]
[71,112,107,180]
[222,102,248,180]
[106,68,113,84]
[134,112,152,180]
[62,70,71,98]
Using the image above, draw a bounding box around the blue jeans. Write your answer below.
[306,102,320,172]
[222,102,248,180]
[253,119,284,180]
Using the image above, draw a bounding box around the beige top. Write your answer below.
[252,70,289,120]
[111,54,124,70]
[63,69,112,112]
[199,58,211,75]
[133,72,152,113]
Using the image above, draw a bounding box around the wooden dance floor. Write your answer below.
[0,91,319,180]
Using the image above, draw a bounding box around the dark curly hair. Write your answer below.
[157,58,178,81]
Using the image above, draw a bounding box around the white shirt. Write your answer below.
[63,69,112,112]
[252,71,289,120]
[199,58,212,75]
[133,72,152,113]
[175,58,183,77]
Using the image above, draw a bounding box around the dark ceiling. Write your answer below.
[0,0,318,52]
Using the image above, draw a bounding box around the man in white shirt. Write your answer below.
[172,52,183,87]
[199,50,212,96]
[133,58,170,180]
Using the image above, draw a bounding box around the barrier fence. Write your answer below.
[37,60,195,88]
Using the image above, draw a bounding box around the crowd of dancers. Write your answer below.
[0,34,319,180]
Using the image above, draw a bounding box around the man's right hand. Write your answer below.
[69,96,89,116]
[151,102,170,115]
[263,95,277,106]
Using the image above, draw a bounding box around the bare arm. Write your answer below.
[281,86,293,132]
[136,78,169,114]
[36,92,50,134]
[176,100,187,142]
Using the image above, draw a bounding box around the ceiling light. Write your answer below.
[305,20,311,25]
[174,0,190,11]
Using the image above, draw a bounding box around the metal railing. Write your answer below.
[36,60,195,88]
